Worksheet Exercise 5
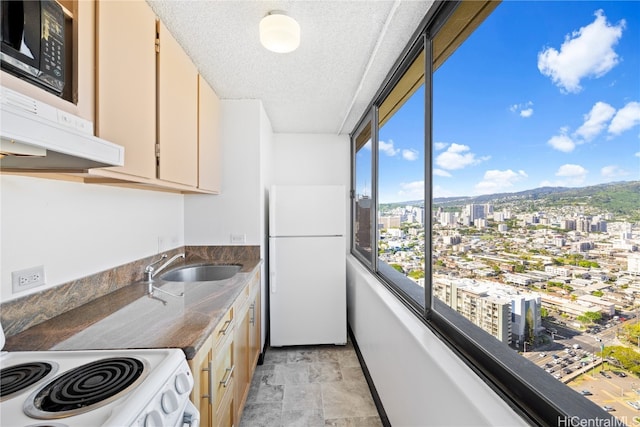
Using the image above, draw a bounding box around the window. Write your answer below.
[377,52,426,308]
[353,115,374,267]
[351,0,639,424]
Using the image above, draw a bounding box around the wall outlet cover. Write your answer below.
[12,266,46,293]
[231,233,246,244]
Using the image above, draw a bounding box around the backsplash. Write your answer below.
[0,245,260,337]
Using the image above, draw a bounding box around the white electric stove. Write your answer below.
[0,325,199,427]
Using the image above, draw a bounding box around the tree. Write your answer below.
[584,311,602,323]
[577,311,601,325]
[408,270,425,280]
[390,264,404,273]
[540,307,549,318]
[598,346,640,376]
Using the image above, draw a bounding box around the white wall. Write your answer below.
[347,256,528,427]
[0,175,184,302]
[184,100,265,246]
[270,133,350,187]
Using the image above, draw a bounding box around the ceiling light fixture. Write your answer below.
[259,11,300,53]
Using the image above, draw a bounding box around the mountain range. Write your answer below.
[381,181,640,220]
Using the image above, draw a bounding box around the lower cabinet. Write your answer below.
[189,306,235,427]
[189,271,261,427]
[234,271,261,423]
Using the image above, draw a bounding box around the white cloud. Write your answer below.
[435,143,489,170]
[434,142,448,151]
[556,164,588,184]
[540,164,589,187]
[510,101,534,118]
[362,140,371,151]
[520,108,534,118]
[475,169,528,194]
[549,101,639,151]
[608,101,640,135]
[547,131,577,152]
[433,185,456,198]
[379,139,399,156]
[402,149,419,161]
[537,10,625,93]
[636,152,640,158]
[433,169,452,177]
[398,180,424,199]
[574,101,616,141]
[601,165,629,178]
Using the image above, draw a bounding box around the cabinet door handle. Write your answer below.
[220,365,235,388]
[250,303,255,325]
[219,319,232,335]
[202,360,213,405]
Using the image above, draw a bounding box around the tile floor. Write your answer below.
[239,341,383,427]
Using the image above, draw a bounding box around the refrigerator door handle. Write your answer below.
[270,271,276,293]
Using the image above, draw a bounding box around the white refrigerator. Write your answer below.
[269,185,346,347]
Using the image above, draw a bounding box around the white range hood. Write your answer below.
[0,87,124,171]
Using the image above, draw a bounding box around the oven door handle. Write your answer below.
[180,400,200,427]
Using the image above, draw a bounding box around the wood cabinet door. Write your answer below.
[198,75,221,192]
[157,21,198,187]
[188,338,213,427]
[95,0,156,179]
[249,290,261,369]
[234,306,250,421]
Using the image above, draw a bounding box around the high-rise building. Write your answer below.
[434,278,512,344]
[356,195,372,254]
[467,204,486,221]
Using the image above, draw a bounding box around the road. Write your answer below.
[522,319,640,425]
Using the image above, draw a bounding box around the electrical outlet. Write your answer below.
[230,233,246,244]
[12,266,46,293]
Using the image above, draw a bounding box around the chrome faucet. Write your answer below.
[144,253,185,298]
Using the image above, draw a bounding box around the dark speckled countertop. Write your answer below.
[2,259,261,360]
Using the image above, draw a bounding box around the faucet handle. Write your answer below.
[144,254,168,278]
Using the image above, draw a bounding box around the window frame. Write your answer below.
[351,109,376,270]
[349,1,618,425]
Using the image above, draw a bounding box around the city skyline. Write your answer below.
[362,1,640,204]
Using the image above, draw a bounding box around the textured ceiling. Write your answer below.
[147,0,434,134]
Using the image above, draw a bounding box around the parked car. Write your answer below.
[613,371,627,377]
[580,390,592,396]
[627,401,640,410]
[600,371,612,379]
[603,406,615,412]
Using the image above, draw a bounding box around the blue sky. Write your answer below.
[367,1,640,203]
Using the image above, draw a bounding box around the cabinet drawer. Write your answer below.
[214,337,234,411]
[213,308,234,349]
[215,380,235,427]
[235,281,250,312]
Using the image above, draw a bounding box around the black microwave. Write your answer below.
[0,0,65,95]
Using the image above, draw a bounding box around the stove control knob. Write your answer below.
[175,371,192,395]
[162,389,179,414]
[144,409,163,427]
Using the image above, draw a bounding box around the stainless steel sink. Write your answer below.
[160,264,241,282]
